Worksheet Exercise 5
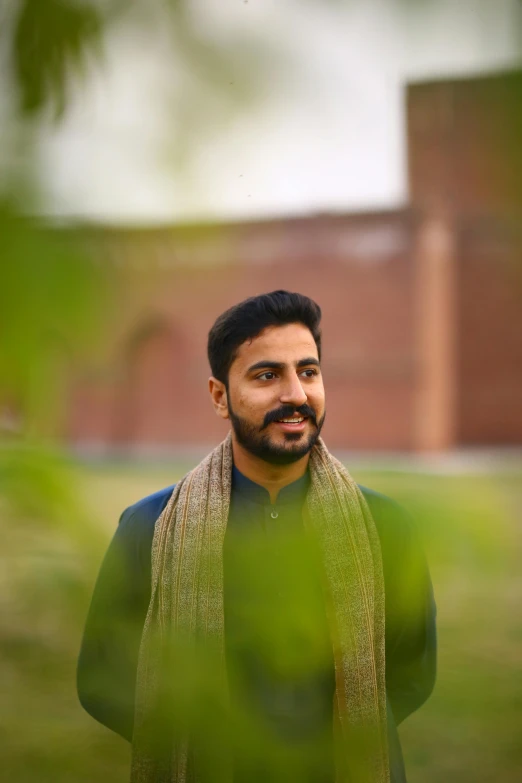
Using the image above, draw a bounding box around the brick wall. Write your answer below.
[64,70,522,453]
[457,217,522,444]
[408,70,522,448]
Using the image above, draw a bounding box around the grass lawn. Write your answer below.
[2,458,521,782]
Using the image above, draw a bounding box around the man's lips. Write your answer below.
[272,416,309,433]
[262,405,316,430]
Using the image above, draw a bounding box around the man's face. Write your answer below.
[224,323,326,465]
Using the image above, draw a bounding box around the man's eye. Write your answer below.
[300,369,318,378]
[257,371,277,381]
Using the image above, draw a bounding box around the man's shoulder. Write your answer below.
[358,484,414,549]
[358,483,404,516]
[119,485,176,530]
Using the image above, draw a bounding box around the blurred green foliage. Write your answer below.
[12,0,103,118]
[8,0,266,127]
[2,463,520,782]
[0,204,107,430]
[0,198,111,537]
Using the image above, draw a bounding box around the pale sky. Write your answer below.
[38,0,522,223]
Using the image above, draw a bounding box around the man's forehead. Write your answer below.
[235,324,318,363]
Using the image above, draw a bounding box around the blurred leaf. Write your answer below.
[13,0,103,118]
[0,202,111,436]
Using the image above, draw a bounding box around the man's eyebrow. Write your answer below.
[246,360,285,374]
[296,357,320,368]
[246,357,320,374]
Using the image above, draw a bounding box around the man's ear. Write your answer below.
[208,377,230,420]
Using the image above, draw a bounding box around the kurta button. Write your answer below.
[271,510,279,519]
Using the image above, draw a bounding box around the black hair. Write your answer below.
[207,290,322,384]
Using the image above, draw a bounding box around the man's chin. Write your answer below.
[279,431,306,443]
[258,447,311,466]
[257,435,316,464]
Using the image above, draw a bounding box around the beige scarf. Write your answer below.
[131,434,389,783]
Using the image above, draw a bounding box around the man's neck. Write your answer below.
[231,438,310,504]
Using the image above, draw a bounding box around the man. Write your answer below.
[78,291,436,783]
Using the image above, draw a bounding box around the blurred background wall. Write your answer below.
[2,0,522,456]
[58,70,522,454]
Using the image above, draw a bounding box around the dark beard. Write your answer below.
[228,400,326,466]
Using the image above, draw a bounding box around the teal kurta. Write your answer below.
[78,469,436,782]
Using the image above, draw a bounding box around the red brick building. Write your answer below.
[68,71,522,453]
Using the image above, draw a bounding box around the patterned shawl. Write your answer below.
[131,433,389,783]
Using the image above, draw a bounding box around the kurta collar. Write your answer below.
[232,465,310,507]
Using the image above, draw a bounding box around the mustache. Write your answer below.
[261,403,317,430]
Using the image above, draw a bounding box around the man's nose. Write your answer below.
[279,373,307,407]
